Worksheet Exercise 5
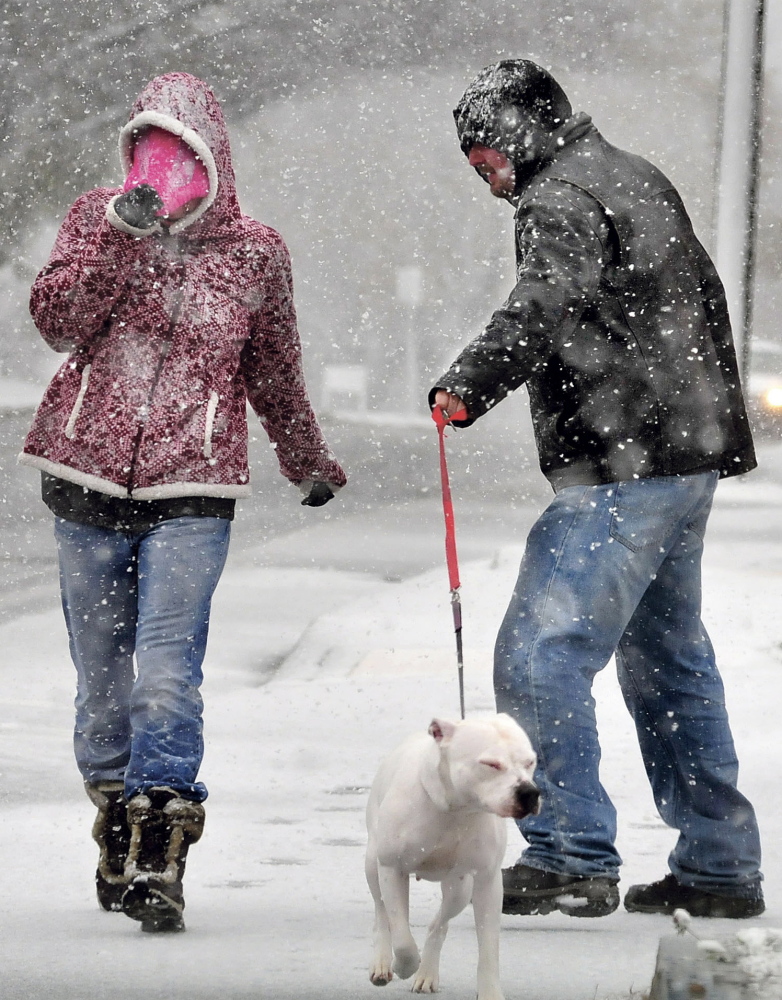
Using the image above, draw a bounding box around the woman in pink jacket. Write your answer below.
[21,73,346,933]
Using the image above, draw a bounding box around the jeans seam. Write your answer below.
[616,641,682,827]
[526,486,590,861]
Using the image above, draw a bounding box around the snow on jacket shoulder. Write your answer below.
[21,73,345,499]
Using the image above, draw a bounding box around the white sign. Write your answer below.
[395,265,423,307]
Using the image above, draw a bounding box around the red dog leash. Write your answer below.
[432,405,469,719]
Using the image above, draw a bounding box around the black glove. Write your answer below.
[114,184,164,229]
[301,482,335,507]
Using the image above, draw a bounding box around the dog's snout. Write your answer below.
[515,783,541,817]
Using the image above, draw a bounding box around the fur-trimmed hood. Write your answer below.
[106,72,240,238]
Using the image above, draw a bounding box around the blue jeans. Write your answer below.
[495,472,762,895]
[54,516,231,803]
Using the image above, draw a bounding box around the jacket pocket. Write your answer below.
[64,364,91,440]
[202,391,219,459]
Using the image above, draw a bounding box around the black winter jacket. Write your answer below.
[434,115,756,489]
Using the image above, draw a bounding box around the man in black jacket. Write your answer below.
[431,60,763,919]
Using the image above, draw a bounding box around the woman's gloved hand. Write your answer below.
[113,184,164,230]
[300,482,336,507]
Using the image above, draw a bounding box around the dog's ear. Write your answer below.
[429,718,457,743]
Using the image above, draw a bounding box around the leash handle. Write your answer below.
[432,406,469,719]
[433,409,462,592]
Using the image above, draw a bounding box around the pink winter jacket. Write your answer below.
[21,73,346,501]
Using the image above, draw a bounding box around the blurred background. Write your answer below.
[1,0,781,613]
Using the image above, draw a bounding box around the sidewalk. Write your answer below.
[0,501,780,999]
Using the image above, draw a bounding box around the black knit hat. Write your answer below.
[453,60,572,158]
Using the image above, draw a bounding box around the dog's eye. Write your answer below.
[482,760,504,771]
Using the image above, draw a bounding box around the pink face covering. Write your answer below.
[124,126,210,216]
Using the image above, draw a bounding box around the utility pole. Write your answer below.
[713,0,766,380]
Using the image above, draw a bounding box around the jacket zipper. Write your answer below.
[126,277,185,495]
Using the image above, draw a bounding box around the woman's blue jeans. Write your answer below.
[495,472,762,895]
[54,516,231,803]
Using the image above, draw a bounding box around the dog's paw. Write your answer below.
[369,965,393,987]
[392,946,421,980]
[411,969,439,993]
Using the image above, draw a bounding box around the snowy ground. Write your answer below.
[1,465,781,999]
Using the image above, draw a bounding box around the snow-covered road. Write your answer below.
[1,468,781,999]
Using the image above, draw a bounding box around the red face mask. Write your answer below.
[468,145,516,197]
[124,126,210,217]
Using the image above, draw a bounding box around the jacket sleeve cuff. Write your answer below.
[428,380,482,426]
[105,194,164,237]
[297,480,344,497]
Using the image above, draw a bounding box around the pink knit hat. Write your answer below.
[124,126,210,216]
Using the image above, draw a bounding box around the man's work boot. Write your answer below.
[85,780,131,911]
[624,873,765,919]
[120,786,205,933]
[502,862,620,917]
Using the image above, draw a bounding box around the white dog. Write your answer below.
[365,714,540,1000]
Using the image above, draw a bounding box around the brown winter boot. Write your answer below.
[120,786,205,933]
[85,780,132,912]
